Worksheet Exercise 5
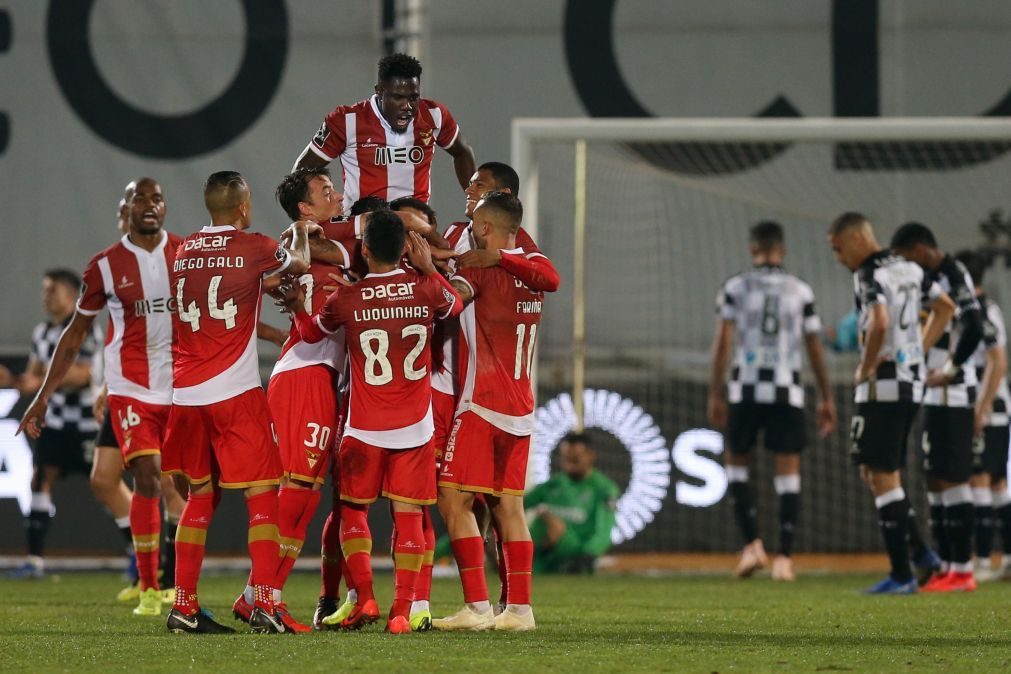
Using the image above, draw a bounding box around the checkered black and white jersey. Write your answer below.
[853,251,938,404]
[717,265,821,408]
[971,295,1009,426]
[921,256,981,408]
[31,318,102,432]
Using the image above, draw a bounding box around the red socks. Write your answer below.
[320,506,343,599]
[414,507,436,602]
[173,492,215,614]
[339,503,374,603]
[451,536,488,604]
[130,493,161,591]
[274,487,319,592]
[245,490,281,609]
[391,511,424,619]
[503,540,533,605]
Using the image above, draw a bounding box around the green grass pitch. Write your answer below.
[3,571,1011,672]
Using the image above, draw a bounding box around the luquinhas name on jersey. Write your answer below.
[516,300,543,314]
[895,342,924,365]
[360,282,416,300]
[173,256,245,272]
[353,305,431,322]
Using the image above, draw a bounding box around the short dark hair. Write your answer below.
[890,222,937,251]
[479,161,520,196]
[954,249,985,286]
[378,53,422,83]
[474,191,523,233]
[45,268,81,291]
[750,220,784,251]
[349,195,389,217]
[276,167,331,221]
[389,196,436,225]
[561,432,593,448]
[363,209,406,265]
[828,211,869,236]
[203,170,248,214]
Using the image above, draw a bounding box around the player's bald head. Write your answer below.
[473,191,523,235]
[204,171,250,216]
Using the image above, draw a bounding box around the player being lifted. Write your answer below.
[954,250,1011,580]
[18,178,180,617]
[435,192,554,632]
[828,213,954,594]
[283,210,462,634]
[293,53,475,210]
[708,220,837,581]
[163,172,313,634]
[892,223,985,592]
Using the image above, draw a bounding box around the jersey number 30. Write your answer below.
[359,325,428,386]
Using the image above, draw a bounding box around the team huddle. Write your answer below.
[709,214,1010,594]
[15,53,560,634]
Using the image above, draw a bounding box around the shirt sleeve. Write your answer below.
[432,101,460,149]
[948,261,982,318]
[716,277,738,320]
[858,267,887,307]
[308,106,348,162]
[499,251,560,292]
[800,282,822,335]
[255,233,293,277]
[450,267,479,303]
[313,285,348,337]
[76,255,107,316]
[429,273,463,320]
[988,302,1008,349]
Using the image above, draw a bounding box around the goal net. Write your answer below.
[513,118,1011,553]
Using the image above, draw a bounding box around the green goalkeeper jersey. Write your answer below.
[525,469,620,558]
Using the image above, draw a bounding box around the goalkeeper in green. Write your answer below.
[525,432,619,574]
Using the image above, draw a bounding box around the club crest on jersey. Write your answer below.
[374,146,425,166]
[419,130,434,146]
[312,122,330,148]
[275,246,288,263]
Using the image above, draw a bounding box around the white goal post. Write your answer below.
[512,117,1011,428]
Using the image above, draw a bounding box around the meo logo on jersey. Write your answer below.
[374,146,425,166]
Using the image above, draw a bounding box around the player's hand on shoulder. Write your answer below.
[322,271,354,293]
[274,278,307,316]
[457,248,501,269]
[405,231,436,275]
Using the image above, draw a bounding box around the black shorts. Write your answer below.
[727,402,806,454]
[34,426,95,476]
[95,413,119,448]
[850,402,918,472]
[922,406,974,483]
[973,425,1010,480]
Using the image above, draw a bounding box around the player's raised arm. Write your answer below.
[444,130,476,191]
[17,311,96,438]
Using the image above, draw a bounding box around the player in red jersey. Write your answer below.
[18,178,181,618]
[284,211,462,634]
[293,53,475,210]
[434,192,551,632]
[231,167,358,631]
[162,171,313,635]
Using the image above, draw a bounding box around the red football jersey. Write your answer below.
[452,261,545,436]
[311,269,461,449]
[306,96,460,211]
[271,218,361,378]
[77,232,183,404]
[171,225,292,405]
[431,223,542,397]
